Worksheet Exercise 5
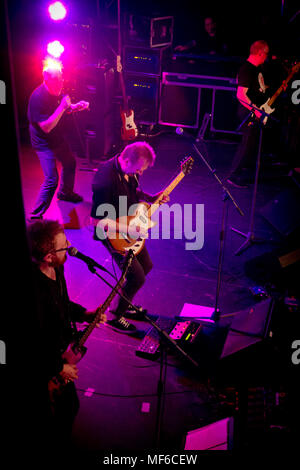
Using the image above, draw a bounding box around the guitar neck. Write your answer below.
[147,171,186,218]
[268,67,298,107]
[77,271,127,348]
[119,71,129,112]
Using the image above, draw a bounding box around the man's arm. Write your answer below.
[237,86,262,119]
[38,95,71,134]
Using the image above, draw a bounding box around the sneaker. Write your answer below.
[226,178,249,189]
[121,307,146,321]
[105,316,137,334]
[57,192,83,203]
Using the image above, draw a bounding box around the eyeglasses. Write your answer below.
[53,247,69,253]
[52,240,70,253]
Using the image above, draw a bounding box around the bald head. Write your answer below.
[43,68,64,96]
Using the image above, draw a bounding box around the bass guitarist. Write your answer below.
[27,220,105,450]
[91,142,169,335]
[226,40,272,189]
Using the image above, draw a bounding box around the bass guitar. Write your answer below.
[48,251,134,409]
[257,61,300,124]
[107,156,194,256]
[117,55,138,141]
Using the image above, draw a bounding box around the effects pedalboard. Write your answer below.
[135,317,204,360]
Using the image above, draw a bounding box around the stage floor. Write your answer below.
[19,131,298,452]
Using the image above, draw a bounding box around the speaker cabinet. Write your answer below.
[184,417,234,450]
[124,73,160,124]
[159,83,200,128]
[260,187,300,236]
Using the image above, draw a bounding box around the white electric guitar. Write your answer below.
[107,157,194,256]
[259,62,300,124]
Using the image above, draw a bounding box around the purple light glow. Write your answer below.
[47,40,65,58]
[48,2,67,21]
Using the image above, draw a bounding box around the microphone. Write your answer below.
[67,246,109,272]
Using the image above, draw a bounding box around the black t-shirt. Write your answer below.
[91,156,140,238]
[27,84,68,150]
[32,263,86,380]
[237,61,269,117]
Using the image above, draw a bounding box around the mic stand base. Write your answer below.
[231,229,267,256]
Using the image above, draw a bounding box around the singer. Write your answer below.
[27,59,89,221]
[91,141,169,335]
[26,219,105,449]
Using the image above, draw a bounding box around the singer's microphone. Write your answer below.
[67,246,109,273]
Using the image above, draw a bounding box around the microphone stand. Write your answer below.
[231,101,278,255]
[80,252,200,448]
[181,136,244,322]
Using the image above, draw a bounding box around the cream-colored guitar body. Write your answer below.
[109,203,157,256]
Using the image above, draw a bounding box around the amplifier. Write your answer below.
[124,72,160,124]
[123,45,170,76]
[159,72,240,134]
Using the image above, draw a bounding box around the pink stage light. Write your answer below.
[47,40,65,58]
[48,2,67,21]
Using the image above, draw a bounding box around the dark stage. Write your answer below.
[20,132,300,453]
[2,0,300,461]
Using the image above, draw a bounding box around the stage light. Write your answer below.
[48,2,67,21]
[47,40,65,58]
[42,57,63,73]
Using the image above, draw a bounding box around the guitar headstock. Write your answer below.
[181,156,194,175]
[292,62,300,74]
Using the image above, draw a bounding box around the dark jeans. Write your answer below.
[31,140,76,217]
[103,240,153,316]
[229,120,261,181]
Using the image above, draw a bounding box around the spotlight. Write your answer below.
[47,40,65,58]
[48,2,67,21]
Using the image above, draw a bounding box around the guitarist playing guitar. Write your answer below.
[91,142,171,334]
[91,141,193,334]
[27,220,107,445]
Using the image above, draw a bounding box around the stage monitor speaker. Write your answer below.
[220,298,274,359]
[159,83,200,128]
[211,88,241,134]
[184,417,234,450]
[259,186,300,236]
[124,73,160,124]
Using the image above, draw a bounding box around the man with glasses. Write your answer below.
[27,219,104,449]
[226,40,270,188]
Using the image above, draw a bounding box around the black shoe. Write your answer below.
[121,307,146,321]
[57,192,83,203]
[226,178,249,189]
[105,316,137,334]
